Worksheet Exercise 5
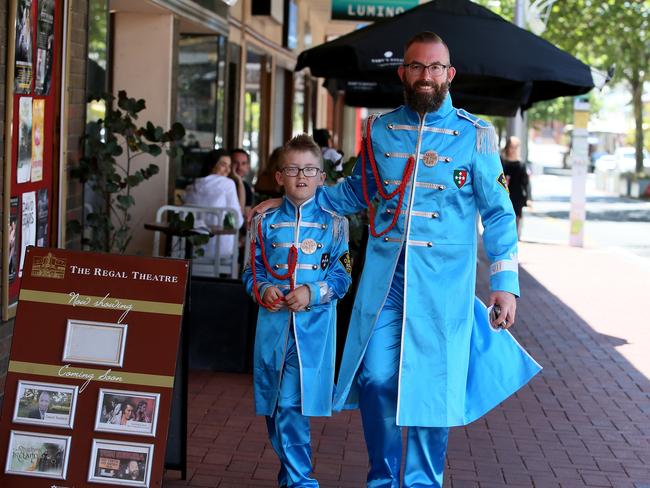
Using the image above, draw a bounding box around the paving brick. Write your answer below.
[164,242,649,488]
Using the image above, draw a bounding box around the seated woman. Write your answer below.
[184,149,244,260]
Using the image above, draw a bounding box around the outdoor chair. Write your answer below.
[151,204,240,279]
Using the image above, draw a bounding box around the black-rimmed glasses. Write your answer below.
[402,62,450,76]
[280,166,323,177]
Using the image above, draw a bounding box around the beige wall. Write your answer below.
[112,12,176,255]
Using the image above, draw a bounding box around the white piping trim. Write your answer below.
[388,124,459,135]
[383,180,446,191]
[396,113,426,422]
[276,263,319,270]
[269,221,327,229]
[411,210,439,219]
[490,259,519,275]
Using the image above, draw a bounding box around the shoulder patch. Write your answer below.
[455,109,498,155]
[338,251,352,275]
[497,172,509,193]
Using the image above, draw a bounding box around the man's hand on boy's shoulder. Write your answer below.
[248,198,283,226]
[285,286,311,312]
[262,286,285,312]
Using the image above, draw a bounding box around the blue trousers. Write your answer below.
[357,253,449,487]
[266,334,318,487]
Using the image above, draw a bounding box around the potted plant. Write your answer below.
[69,90,186,253]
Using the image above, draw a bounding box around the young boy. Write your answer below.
[242,134,352,487]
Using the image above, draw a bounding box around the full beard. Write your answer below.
[403,79,450,114]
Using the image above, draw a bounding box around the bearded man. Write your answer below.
[254,31,540,488]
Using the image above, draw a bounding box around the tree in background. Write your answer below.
[477,0,649,172]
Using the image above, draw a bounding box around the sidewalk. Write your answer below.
[164,242,650,488]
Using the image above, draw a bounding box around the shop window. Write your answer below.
[176,35,226,189]
[86,0,109,123]
[243,50,263,173]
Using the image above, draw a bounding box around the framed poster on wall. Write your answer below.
[3,0,64,320]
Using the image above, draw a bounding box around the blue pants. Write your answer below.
[266,334,318,487]
[357,252,449,487]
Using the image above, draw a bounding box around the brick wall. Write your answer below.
[64,0,88,250]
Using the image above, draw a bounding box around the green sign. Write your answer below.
[331,0,419,21]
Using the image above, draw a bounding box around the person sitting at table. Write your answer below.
[184,148,244,259]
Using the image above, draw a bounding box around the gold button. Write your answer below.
[387,123,394,129]
[272,243,277,248]
[384,237,389,242]
[383,180,389,186]
[317,243,323,249]
[386,208,392,214]
[270,224,276,229]
[453,130,459,135]
[274,264,279,269]
[312,265,318,270]
[432,213,439,219]
[427,242,433,247]
[439,186,446,191]
[321,224,327,229]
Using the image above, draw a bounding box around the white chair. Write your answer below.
[151,205,240,279]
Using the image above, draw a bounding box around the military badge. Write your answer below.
[422,150,439,167]
[320,253,330,270]
[453,169,468,189]
[338,252,352,275]
[497,172,509,193]
[301,238,318,255]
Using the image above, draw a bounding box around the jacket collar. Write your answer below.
[281,195,320,219]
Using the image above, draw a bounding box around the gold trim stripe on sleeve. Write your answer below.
[18,289,183,316]
[8,361,175,388]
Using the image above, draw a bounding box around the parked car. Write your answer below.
[594,147,650,173]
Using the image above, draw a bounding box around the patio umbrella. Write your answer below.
[298,0,605,116]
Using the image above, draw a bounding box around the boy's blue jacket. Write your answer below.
[243,197,352,417]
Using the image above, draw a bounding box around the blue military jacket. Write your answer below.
[319,95,541,427]
[242,197,352,417]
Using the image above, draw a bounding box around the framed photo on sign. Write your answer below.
[95,389,160,437]
[4,430,71,479]
[13,380,78,429]
[88,439,153,486]
[62,319,128,367]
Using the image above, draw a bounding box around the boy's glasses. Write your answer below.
[280,166,322,178]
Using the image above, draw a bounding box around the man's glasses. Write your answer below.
[280,166,322,178]
[402,62,450,76]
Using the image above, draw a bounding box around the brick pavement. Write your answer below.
[164,242,650,488]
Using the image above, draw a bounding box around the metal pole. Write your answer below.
[506,0,526,146]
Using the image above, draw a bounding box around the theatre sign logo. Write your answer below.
[31,252,66,279]
[331,0,419,21]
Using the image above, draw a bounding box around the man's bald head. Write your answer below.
[404,31,450,63]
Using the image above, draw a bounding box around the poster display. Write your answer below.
[30,98,44,182]
[5,0,62,319]
[17,97,33,184]
[14,0,34,93]
[0,248,189,487]
[9,197,20,283]
[19,191,36,276]
[35,0,56,96]
[36,188,48,247]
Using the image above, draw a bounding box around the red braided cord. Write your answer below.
[250,218,298,310]
[361,117,415,238]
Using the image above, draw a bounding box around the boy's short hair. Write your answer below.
[279,134,323,169]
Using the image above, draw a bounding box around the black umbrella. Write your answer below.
[298,0,603,116]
